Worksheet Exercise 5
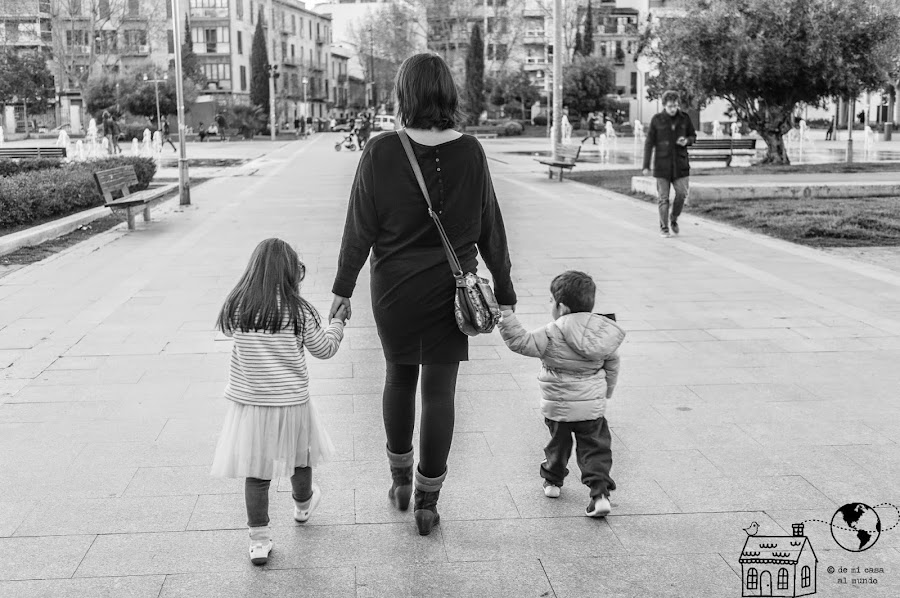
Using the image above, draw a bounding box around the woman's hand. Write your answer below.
[499,304,516,313]
[330,295,351,321]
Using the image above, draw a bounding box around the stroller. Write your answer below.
[334,131,357,151]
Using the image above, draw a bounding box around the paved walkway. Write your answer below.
[1,134,899,597]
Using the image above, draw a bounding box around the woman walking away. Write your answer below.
[330,53,517,536]
[211,238,348,565]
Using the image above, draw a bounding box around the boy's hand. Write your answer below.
[642,168,650,176]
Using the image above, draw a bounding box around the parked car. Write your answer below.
[332,121,354,132]
[372,114,396,132]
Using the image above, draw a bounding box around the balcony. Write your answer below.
[121,44,150,56]
[315,35,326,45]
[190,7,229,19]
[523,30,546,44]
[310,64,324,72]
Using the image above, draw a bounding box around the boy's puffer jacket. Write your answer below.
[498,312,625,422]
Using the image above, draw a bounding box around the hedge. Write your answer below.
[0,156,156,229]
[0,158,65,178]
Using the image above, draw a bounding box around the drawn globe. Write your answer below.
[830,503,881,552]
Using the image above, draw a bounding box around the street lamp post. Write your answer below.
[266,64,279,140]
[551,0,563,156]
[302,76,308,120]
[143,73,167,132]
[171,0,190,205]
[368,24,375,111]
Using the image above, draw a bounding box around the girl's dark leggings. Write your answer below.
[245,466,312,528]
[382,362,459,479]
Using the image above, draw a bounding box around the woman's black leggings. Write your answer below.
[383,361,459,479]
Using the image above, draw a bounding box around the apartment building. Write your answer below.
[171,0,343,123]
[0,0,168,132]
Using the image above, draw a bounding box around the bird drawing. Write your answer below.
[743,522,759,536]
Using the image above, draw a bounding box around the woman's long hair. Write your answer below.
[216,238,319,335]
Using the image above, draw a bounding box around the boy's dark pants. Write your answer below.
[541,416,615,499]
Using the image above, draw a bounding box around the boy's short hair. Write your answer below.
[662,90,680,105]
[551,270,596,313]
[395,53,464,131]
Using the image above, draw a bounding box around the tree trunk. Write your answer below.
[758,130,790,165]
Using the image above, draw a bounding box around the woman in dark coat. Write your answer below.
[330,53,516,535]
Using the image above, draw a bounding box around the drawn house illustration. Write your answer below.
[740,523,818,597]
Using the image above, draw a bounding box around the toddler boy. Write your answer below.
[498,271,625,517]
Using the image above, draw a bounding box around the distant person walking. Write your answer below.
[162,119,177,152]
[215,112,227,141]
[825,117,835,141]
[581,112,599,145]
[642,90,696,238]
[108,114,122,154]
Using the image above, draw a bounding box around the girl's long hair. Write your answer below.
[217,238,320,335]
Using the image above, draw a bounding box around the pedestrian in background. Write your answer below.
[162,118,176,152]
[642,90,696,237]
[211,238,348,566]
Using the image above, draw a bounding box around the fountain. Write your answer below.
[864,125,875,152]
[0,125,4,145]
[633,120,644,142]
[733,121,742,140]
[74,140,85,161]
[55,129,69,149]
[712,120,723,139]
[131,138,140,155]
[605,120,617,141]
[101,137,110,154]
[140,129,153,157]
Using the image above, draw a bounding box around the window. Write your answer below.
[237,0,243,20]
[70,0,82,15]
[124,29,147,50]
[99,0,110,19]
[801,566,811,588]
[250,1,254,24]
[39,0,51,12]
[95,30,117,53]
[194,26,230,53]
[127,0,139,17]
[777,569,789,590]
[65,28,89,48]
[292,15,296,34]
[290,44,295,58]
[630,72,637,95]
[237,31,242,54]
[202,63,232,89]
[190,0,228,7]
[165,0,171,18]
[746,569,758,590]
[240,65,247,90]
[167,29,174,53]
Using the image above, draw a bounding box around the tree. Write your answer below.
[582,0,594,57]
[0,51,55,114]
[501,69,541,120]
[563,55,616,117]
[643,0,900,164]
[181,14,206,87]
[83,73,131,116]
[573,31,583,59]
[250,8,270,110]
[465,23,485,125]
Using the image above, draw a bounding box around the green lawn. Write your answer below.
[567,164,900,248]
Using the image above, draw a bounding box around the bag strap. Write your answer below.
[396,129,464,277]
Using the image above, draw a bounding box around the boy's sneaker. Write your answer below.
[543,480,561,498]
[670,220,680,235]
[585,495,612,518]
[248,526,272,566]
[659,229,671,238]
[293,483,321,523]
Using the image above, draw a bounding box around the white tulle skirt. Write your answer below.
[210,399,334,480]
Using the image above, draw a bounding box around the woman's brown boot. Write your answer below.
[386,447,414,511]
[413,468,446,536]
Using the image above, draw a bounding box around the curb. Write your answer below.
[0,183,177,257]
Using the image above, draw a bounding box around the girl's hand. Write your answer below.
[330,294,351,321]
[333,304,349,322]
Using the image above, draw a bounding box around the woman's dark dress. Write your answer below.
[333,132,516,364]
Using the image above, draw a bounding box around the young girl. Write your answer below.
[210,238,347,565]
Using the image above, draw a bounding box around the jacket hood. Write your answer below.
[554,312,625,360]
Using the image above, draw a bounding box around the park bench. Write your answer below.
[467,126,500,139]
[536,143,582,181]
[689,138,757,167]
[0,147,67,160]
[93,165,165,231]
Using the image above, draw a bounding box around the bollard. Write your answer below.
[885,122,893,142]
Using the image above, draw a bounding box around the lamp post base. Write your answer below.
[178,158,191,205]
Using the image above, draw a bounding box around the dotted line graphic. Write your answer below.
[800,502,900,534]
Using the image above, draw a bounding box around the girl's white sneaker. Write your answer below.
[248,526,272,565]
[293,483,322,523]
[542,480,561,498]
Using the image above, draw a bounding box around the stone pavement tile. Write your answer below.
[28,366,145,386]
[455,373,521,392]
[74,530,247,577]
[160,568,355,598]
[0,349,24,368]
[813,549,900,597]
[441,517,623,562]
[624,366,762,387]
[0,535,95,580]
[0,418,168,445]
[612,422,761,451]
[687,382,822,403]
[0,575,165,598]
[612,449,724,481]
[738,419,892,447]
[774,337,879,353]
[657,475,834,512]
[70,440,216,469]
[606,511,776,555]
[355,560,552,598]
[615,385,704,406]
[705,328,806,341]
[541,554,738,598]
[123,466,242,497]
[9,381,189,403]
[697,446,796,477]
[188,488,355,529]
[509,478,680,518]
[0,501,34,537]
[797,473,900,506]
[765,507,900,551]
[0,401,122,423]
[309,394,354,415]
[44,356,109,371]
[15,495,197,536]
[355,483,519,524]
[0,464,137,502]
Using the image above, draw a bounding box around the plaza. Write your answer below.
[1,133,899,596]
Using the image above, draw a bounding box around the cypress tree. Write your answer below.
[250,8,270,109]
[181,16,205,85]
[573,30,583,59]
[465,23,485,125]
[582,1,594,56]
